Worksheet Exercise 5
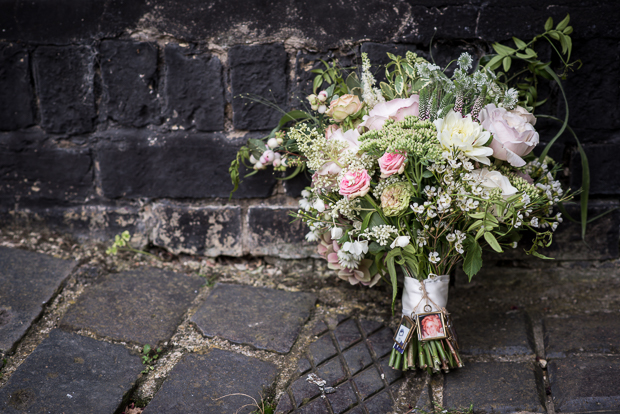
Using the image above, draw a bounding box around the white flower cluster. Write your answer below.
[361,225,399,246]
[338,240,369,269]
[329,197,361,221]
[361,53,385,110]
[372,174,405,198]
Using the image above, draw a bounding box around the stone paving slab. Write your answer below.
[143,349,278,414]
[191,284,316,354]
[545,313,620,357]
[0,329,142,413]
[548,356,620,412]
[61,266,203,346]
[453,310,533,356]
[276,316,399,414]
[443,361,545,413]
[0,246,75,353]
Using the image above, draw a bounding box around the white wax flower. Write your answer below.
[428,251,440,264]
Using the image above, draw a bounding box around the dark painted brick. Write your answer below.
[545,313,620,358]
[353,366,384,400]
[151,202,242,256]
[0,132,93,203]
[399,5,479,43]
[283,170,312,198]
[327,381,358,414]
[247,206,315,258]
[0,330,142,414]
[143,350,278,414]
[230,43,288,130]
[275,393,294,414]
[363,389,394,413]
[191,284,316,354]
[359,319,383,336]
[0,43,34,131]
[163,44,224,131]
[453,310,533,356]
[549,356,620,412]
[61,267,202,346]
[0,247,75,353]
[444,361,544,413]
[308,334,338,366]
[100,40,159,127]
[33,45,96,134]
[572,144,620,195]
[343,342,373,375]
[367,327,395,358]
[96,130,277,199]
[316,357,347,388]
[333,319,362,351]
[290,375,320,407]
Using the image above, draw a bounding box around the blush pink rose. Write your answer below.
[325,124,339,140]
[359,95,420,132]
[339,170,371,200]
[378,152,407,178]
[479,104,539,167]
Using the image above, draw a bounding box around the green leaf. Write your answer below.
[421,170,434,178]
[278,110,311,128]
[486,55,504,71]
[386,252,399,312]
[361,211,375,233]
[483,232,504,253]
[312,75,323,94]
[524,48,537,57]
[380,82,394,100]
[532,251,555,260]
[548,31,560,40]
[556,14,570,32]
[512,37,527,49]
[402,62,415,78]
[395,74,404,95]
[502,56,512,72]
[346,72,361,91]
[368,241,384,254]
[492,43,516,56]
[559,33,568,54]
[563,26,573,35]
[274,164,303,181]
[463,240,482,281]
[143,344,151,354]
[467,220,483,232]
[544,16,554,31]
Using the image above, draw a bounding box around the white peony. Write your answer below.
[435,110,493,165]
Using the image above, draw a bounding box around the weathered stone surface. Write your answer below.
[96,130,277,199]
[549,356,620,412]
[364,389,394,413]
[308,334,338,366]
[163,44,225,131]
[191,284,316,353]
[443,361,545,413]
[0,247,75,353]
[290,375,320,407]
[378,356,402,385]
[327,381,358,414]
[143,350,278,414]
[545,313,620,358]
[298,357,312,374]
[0,329,142,414]
[316,357,347,387]
[100,40,160,127]
[61,267,202,346]
[151,202,242,256]
[353,366,384,400]
[297,397,330,414]
[246,206,316,258]
[366,327,394,358]
[343,342,373,375]
[0,131,93,203]
[33,45,96,134]
[275,393,294,414]
[230,43,288,130]
[453,310,533,356]
[0,43,34,131]
[333,318,362,350]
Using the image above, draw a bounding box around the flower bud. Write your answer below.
[276,137,284,145]
[318,105,327,114]
[249,155,258,164]
[330,227,343,239]
[262,150,275,163]
[267,138,279,149]
[254,161,264,170]
[317,91,328,102]
[273,158,281,168]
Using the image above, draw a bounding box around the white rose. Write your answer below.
[472,168,518,198]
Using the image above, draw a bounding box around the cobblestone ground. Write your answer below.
[0,228,619,414]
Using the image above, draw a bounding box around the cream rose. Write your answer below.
[325,94,364,122]
[479,104,539,167]
[359,95,419,131]
[435,110,493,165]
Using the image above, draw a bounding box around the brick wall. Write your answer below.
[0,0,618,260]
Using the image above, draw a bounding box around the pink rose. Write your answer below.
[325,94,364,122]
[359,95,419,131]
[339,170,371,200]
[325,124,339,140]
[378,151,407,178]
[315,128,360,177]
[479,104,539,167]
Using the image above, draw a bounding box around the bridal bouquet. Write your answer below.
[230,17,576,373]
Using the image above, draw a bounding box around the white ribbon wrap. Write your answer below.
[402,275,450,316]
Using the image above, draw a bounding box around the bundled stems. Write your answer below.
[389,338,463,372]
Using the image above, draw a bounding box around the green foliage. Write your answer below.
[140,344,162,373]
[106,231,160,261]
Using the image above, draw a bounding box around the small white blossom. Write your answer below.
[429,252,440,264]
[331,227,343,240]
[390,236,411,249]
